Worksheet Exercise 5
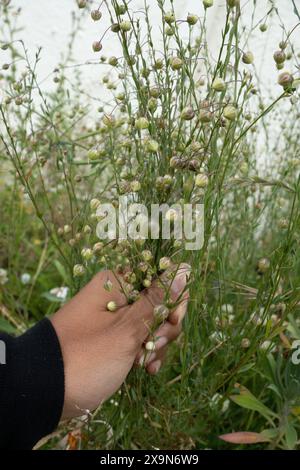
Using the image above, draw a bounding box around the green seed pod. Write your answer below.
[81,248,93,260]
[135,117,149,130]
[143,279,151,288]
[165,26,174,36]
[223,105,237,121]
[227,0,240,7]
[115,3,127,15]
[109,56,118,66]
[111,23,121,33]
[195,173,209,188]
[91,10,102,21]
[273,50,286,64]
[130,180,141,192]
[212,77,226,92]
[146,139,159,153]
[259,23,267,32]
[147,97,158,113]
[73,264,85,277]
[90,198,100,210]
[77,0,87,9]
[154,59,164,70]
[187,14,198,25]
[171,57,183,70]
[242,51,254,64]
[159,256,171,270]
[164,11,175,24]
[142,250,153,261]
[120,21,131,32]
[203,0,214,8]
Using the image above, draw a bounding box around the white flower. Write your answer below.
[50,286,69,301]
[221,304,234,314]
[0,268,8,285]
[21,273,31,285]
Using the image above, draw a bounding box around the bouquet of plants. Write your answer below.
[1,0,300,450]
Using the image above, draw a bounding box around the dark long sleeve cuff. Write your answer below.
[0,318,65,449]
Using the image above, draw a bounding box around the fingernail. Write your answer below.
[155,336,168,350]
[150,360,161,374]
[171,264,191,296]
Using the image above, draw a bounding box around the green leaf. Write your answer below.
[53,260,69,283]
[285,422,298,450]
[230,385,277,421]
[0,317,16,334]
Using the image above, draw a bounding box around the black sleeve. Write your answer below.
[0,318,65,449]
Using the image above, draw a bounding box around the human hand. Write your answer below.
[50,263,190,419]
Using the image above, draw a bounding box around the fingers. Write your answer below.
[146,347,167,375]
[136,320,182,365]
[129,263,191,331]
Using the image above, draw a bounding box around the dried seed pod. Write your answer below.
[154,305,170,322]
[181,106,195,121]
[92,41,102,52]
[278,72,293,89]
[91,10,102,21]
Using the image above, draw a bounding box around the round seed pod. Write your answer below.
[77,0,87,8]
[164,11,175,24]
[278,72,293,89]
[195,173,209,188]
[203,0,213,7]
[73,264,85,277]
[242,51,254,64]
[135,117,149,130]
[171,57,183,71]
[120,21,131,32]
[223,105,237,121]
[181,106,195,121]
[154,305,170,322]
[212,77,226,92]
[92,41,102,52]
[159,256,171,270]
[145,341,155,351]
[257,257,270,274]
[111,23,121,33]
[187,14,198,25]
[273,50,286,64]
[91,10,102,21]
[107,301,117,312]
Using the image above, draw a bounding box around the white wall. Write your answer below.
[4,1,299,101]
